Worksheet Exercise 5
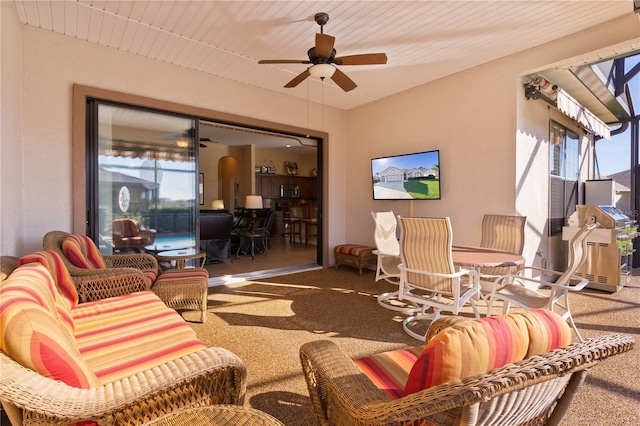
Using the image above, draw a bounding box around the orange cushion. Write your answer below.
[62,235,107,269]
[403,310,571,396]
[518,309,573,357]
[0,264,100,389]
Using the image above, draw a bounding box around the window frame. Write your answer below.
[548,120,580,236]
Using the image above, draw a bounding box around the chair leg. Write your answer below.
[486,298,495,317]
[566,313,583,342]
[559,293,583,341]
[469,299,480,319]
[304,223,308,248]
[403,309,442,342]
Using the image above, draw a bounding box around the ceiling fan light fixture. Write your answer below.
[176,138,189,148]
[309,63,336,80]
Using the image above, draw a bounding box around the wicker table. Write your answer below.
[146,405,285,426]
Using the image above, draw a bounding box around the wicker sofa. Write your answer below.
[0,252,246,425]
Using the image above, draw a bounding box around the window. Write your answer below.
[549,120,580,236]
[88,101,198,254]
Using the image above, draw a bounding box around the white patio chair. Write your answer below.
[397,216,480,341]
[486,220,599,341]
[371,211,419,312]
[477,214,527,302]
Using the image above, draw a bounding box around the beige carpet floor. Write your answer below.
[184,267,640,426]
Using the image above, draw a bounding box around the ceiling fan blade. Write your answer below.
[259,59,309,64]
[316,33,335,58]
[285,69,311,88]
[335,53,388,65]
[331,68,357,92]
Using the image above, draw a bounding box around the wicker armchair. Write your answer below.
[0,348,247,425]
[43,230,157,302]
[111,217,157,248]
[299,316,634,426]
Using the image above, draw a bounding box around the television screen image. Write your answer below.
[371,150,440,200]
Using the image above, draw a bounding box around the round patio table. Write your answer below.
[452,245,525,268]
[156,248,206,269]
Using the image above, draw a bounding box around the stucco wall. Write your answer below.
[0,2,25,256]
[346,58,518,249]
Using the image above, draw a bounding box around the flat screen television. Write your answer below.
[371,150,440,200]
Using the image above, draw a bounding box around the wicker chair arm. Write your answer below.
[73,271,152,303]
[0,347,247,425]
[300,340,391,426]
[300,335,634,426]
[103,253,158,272]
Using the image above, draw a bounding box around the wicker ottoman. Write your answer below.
[334,244,376,275]
[152,268,210,322]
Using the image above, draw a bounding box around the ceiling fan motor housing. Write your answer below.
[307,47,336,64]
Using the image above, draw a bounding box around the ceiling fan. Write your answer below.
[258,12,387,92]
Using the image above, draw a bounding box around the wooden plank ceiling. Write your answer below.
[14,1,636,118]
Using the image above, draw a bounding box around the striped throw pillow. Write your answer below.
[0,264,100,389]
[403,310,571,396]
[62,235,107,270]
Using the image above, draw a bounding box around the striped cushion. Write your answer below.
[155,267,210,284]
[354,347,422,399]
[518,309,573,357]
[0,264,100,389]
[72,291,206,383]
[335,244,373,256]
[19,250,79,308]
[62,235,107,269]
[142,268,159,284]
[403,310,571,396]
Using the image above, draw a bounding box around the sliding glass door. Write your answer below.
[89,101,198,255]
